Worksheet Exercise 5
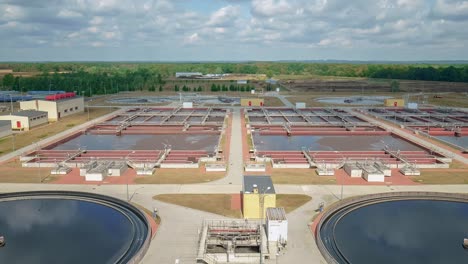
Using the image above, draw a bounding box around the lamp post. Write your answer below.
[258,185,270,264]
[11,133,15,152]
[259,186,271,220]
[125,151,135,201]
[8,94,13,113]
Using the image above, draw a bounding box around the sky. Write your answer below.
[0,0,468,61]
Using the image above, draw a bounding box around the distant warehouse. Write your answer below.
[175,72,203,78]
[0,110,48,131]
[0,120,12,138]
[20,92,84,121]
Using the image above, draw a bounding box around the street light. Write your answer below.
[258,185,271,264]
[125,151,135,201]
[11,133,15,152]
[259,186,271,220]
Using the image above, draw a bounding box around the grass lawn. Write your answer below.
[134,168,225,184]
[0,160,58,183]
[153,193,312,218]
[263,96,284,107]
[271,169,336,185]
[410,170,468,184]
[153,194,242,218]
[276,194,312,213]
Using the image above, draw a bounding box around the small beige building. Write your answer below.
[384,98,405,107]
[0,110,48,131]
[20,96,84,121]
[0,120,12,138]
[241,98,265,107]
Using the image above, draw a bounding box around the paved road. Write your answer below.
[351,109,468,165]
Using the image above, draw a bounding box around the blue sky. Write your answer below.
[0,0,467,61]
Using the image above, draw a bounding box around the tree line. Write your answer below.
[1,62,467,95]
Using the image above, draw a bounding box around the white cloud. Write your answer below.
[207,5,240,27]
[251,0,292,17]
[0,0,467,60]
[432,0,468,20]
[184,32,200,44]
[57,9,82,18]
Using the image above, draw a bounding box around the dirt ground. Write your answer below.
[134,168,225,184]
[271,169,336,185]
[281,77,468,93]
[0,107,112,155]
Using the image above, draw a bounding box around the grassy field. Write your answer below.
[134,168,225,184]
[263,96,284,106]
[153,193,312,218]
[427,93,468,107]
[411,170,468,184]
[271,169,336,185]
[0,107,112,155]
[276,194,312,213]
[0,160,57,183]
[153,194,242,218]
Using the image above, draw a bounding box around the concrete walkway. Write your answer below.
[351,109,468,165]
[211,108,244,185]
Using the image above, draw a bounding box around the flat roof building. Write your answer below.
[0,110,48,131]
[175,72,203,78]
[0,120,12,138]
[241,98,264,107]
[20,93,84,121]
[243,175,276,219]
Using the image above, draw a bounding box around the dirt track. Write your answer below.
[282,78,468,92]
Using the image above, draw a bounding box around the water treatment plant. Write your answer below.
[0,90,467,264]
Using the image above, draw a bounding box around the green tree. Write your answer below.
[2,73,14,88]
[390,80,400,92]
[175,85,179,92]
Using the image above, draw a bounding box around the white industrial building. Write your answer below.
[266,208,288,244]
[0,120,12,138]
[175,72,203,78]
[20,94,84,121]
[0,110,48,131]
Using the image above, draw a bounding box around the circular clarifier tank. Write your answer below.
[316,192,468,264]
[0,191,151,264]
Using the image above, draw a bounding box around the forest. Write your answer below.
[1,62,467,95]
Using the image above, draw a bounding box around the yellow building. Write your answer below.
[384,98,405,107]
[20,96,84,122]
[0,110,48,131]
[243,176,276,219]
[241,98,265,107]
